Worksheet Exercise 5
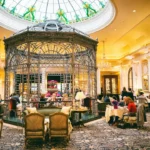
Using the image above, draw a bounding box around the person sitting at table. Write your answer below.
[40,94,46,107]
[108,96,119,125]
[104,95,110,103]
[47,92,57,106]
[62,93,70,106]
[110,96,118,109]
[124,96,136,116]
[119,96,126,107]
[47,92,57,101]
[30,95,39,108]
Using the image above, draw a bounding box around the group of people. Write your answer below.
[121,87,134,100]
[106,87,148,128]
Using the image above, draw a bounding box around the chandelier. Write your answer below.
[98,41,111,69]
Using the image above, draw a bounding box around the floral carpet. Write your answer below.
[1,113,150,150]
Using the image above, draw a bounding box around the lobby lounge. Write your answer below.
[0,0,150,149]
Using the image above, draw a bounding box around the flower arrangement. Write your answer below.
[48,80,57,89]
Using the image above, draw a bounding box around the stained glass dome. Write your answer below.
[0,0,115,33]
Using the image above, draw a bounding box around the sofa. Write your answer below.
[37,107,61,118]
[24,106,72,119]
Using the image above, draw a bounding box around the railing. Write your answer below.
[0,98,98,126]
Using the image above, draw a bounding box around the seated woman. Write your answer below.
[47,92,57,106]
[30,95,39,108]
[124,96,137,116]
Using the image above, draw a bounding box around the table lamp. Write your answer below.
[75,91,86,108]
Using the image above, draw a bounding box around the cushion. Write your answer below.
[61,106,72,115]
[26,107,37,114]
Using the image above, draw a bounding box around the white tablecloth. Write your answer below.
[105,106,128,122]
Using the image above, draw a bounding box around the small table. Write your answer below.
[105,106,128,123]
[71,108,88,127]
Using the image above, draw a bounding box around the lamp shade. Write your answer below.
[75,91,86,100]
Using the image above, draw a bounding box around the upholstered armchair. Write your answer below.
[49,112,72,141]
[24,113,45,146]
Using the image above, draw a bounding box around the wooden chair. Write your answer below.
[97,102,111,117]
[49,112,72,141]
[24,113,45,146]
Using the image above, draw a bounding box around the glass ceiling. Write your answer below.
[0,0,108,24]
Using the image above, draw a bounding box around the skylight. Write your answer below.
[0,0,107,24]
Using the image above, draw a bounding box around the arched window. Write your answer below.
[128,67,133,90]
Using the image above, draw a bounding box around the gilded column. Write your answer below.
[147,57,150,91]
[97,67,101,94]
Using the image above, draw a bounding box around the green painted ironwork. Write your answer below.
[23,6,36,21]
[0,0,5,7]
[83,2,97,17]
[100,1,105,8]
[10,7,16,14]
[0,0,108,24]
[75,14,81,22]
[57,9,68,24]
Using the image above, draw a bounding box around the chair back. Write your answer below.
[25,113,45,136]
[49,112,69,136]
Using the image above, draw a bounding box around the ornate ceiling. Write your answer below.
[0,0,150,67]
[0,0,115,33]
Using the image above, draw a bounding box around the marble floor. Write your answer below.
[1,113,150,150]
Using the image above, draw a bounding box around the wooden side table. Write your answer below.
[71,108,88,127]
[0,119,3,138]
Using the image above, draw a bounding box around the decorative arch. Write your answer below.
[128,67,133,90]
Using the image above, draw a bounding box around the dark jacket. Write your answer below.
[127,91,134,100]
[121,91,128,100]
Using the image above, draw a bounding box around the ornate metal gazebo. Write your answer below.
[4,20,98,102]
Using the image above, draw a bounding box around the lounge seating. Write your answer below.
[24,113,45,146]
[123,114,137,126]
[49,112,72,141]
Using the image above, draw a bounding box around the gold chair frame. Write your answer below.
[24,113,45,146]
[49,112,71,141]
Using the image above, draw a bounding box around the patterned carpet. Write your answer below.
[1,113,150,150]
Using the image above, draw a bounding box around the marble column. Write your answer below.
[41,68,46,93]
[131,62,138,91]
[137,61,142,89]
[147,58,150,91]
[97,67,101,94]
